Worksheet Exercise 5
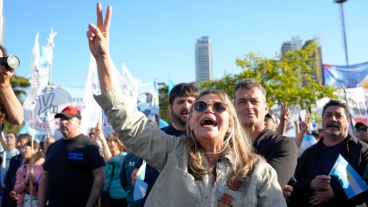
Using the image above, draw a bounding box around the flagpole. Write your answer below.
[341,85,355,133]
[334,0,349,68]
[29,107,35,207]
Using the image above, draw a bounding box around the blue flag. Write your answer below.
[300,133,317,150]
[329,154,368,199]
[167,79,176,94]
[159,119,169,128]
[133,177,148,201]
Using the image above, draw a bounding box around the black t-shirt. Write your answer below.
[316,141,344,175]
[43,134,105,207]
[253,128,298,187]
[160,125,185,137]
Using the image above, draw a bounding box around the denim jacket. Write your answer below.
[95,88,286,207]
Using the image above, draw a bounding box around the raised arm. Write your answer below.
[294,121,308,147]
[87,3,175,172]
[95,122,112,161]
[276,103,289,135]
[87,3,115,93]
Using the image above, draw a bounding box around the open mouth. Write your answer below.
[181,110,190,116]
[200,118,218,127]
[327,124,340,129]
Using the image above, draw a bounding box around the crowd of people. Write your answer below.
[0,2,366,207]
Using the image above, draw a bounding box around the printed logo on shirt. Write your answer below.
[129,161,136,167]
[68,152,84,160]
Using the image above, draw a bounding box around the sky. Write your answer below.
[3,0,368,88]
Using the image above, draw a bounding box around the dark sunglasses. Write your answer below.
[193,101,227,113]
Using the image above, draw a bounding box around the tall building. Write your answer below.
[280,37,323,85]
[195,36,212,82]
[281,36,303,55]
[304,39,323,85]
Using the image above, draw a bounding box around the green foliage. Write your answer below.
[11,75,30,87]
[201,40,336,111]
[11,75,30,100]
[158,83,171,124]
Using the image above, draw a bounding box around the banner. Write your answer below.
[24,86,73,135]
[323,62,368,88]
[23,30,57,135]
[316,87,368,126]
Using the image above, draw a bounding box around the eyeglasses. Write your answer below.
[193,101,227,113]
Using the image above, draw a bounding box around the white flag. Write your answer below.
[24,30,58,129]
[119,60,140,109]
[80,55,102,135]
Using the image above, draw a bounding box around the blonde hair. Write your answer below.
[185,90,260,184]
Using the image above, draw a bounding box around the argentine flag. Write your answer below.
[329,154,368,199]
[133,161,148,201]
[133,177,148,201]
[299,133,317,156]
[300,133,317,150]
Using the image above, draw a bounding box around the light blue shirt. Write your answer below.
[103,151,127,199]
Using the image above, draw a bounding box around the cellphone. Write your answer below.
[287,177,297,186]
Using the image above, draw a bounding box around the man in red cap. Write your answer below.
[39,105,105,207]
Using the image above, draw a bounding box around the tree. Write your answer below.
[201,40,336,111]
[11,75,30,101]
[158,83,171,125]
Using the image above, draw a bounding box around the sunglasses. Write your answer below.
[193,101,227,113]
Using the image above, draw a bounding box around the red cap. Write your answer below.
[55,106,81,119]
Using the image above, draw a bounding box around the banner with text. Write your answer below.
[316,87,368,126]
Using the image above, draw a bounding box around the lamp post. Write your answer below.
[334,0,349,68]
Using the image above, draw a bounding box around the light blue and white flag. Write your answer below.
[133,176,148,201]
[133,161,148,201]
[300,133,317,150]
[329,154,368,199]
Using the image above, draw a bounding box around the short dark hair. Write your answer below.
[169,83,199,105]
[17,133,31,141]
[322,99,350,120]
[234,79,267,101]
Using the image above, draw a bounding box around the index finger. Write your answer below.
[97,120,102,129]
[96,3,103,28]
[317,175,331,180]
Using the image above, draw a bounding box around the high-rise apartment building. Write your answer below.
[281,37,323,85]
[304,39,323,85]
[195,36,212,82]
[281,36,303,55]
